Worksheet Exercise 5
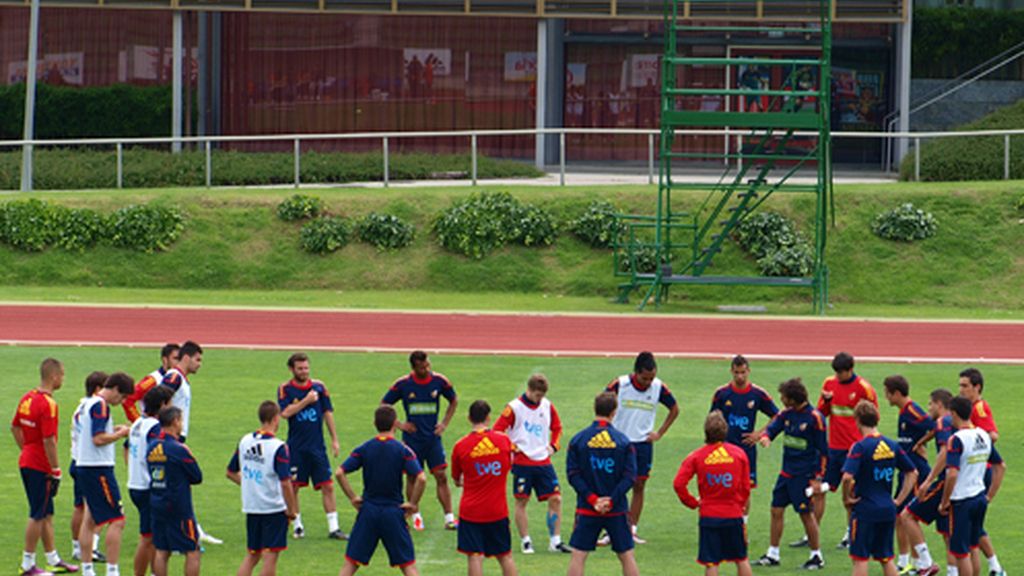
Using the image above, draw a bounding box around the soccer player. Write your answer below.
[939,396,1006,576]
[125,386,173,576]
[227,401,299,576]
[755,378,827,569]
[148,407,203,576]
[840,401,917,576]
[565,392,640,576]
[123,344,179,423]
[604,351,679,543]
[76,372,134,576]
[709,356,778,500]
[451,400,518,576]
[71,371,109,565]
[276,353,344,540]
[881,375,935,573]
[12,357,78,576]
[381,350,458,531]
[493,374,571,554]
[335,405,426,576]
[674,411,753,576]
[815,351,877,549]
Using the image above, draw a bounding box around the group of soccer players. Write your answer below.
[12,343,1009,576]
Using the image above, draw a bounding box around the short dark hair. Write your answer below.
[409,350,428,368]
[40,358,63,380]
[831,352,854,373]
[930,388,954,409]
[731,355,749,368]
[854,400,879,428]
[634,351,657,374]
[179,341,203,359]
[778,378,808,405]
[158,406,183,428]
[85,371,108,397]
[959,367,984,393]
[375,405,397,432]
[950,396,973,421]
[142,386,173,417]
[594,392,618,418]
[705,411,728,443]
[161,343,180,359]
[104,372,135,396]
[287,353,309,368]
[258,401,280,424]
[883,375,910,397]
[469,400,491,424]
[527,374,549,393]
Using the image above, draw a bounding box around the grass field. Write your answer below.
[3,347,1022,575]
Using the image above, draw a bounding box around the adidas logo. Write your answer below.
[587,430,617,449]
[872,441,895,461]
[704,446,734,465]
[148,443,167,463]
[470,436,501,458]
[244,440,265,463]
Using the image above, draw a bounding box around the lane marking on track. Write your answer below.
[2,339,1022,365]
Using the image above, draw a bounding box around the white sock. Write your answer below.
[45,550,61,566]
[947,566,958,576]
[767,546,781,560]
[106,564,120,576]
[843,526,850,539]
[810,549,822,560]
[631,524,639,535]
[444,512,455,524]
[22,551,35,571]
[898,553,910,567]
[293,513,304,528]
[550,534,562,547]
[93,533,100,549]
[72,540,81,556]
[197,524,207,538]
[988,555,1002,572]
[521,535,532,545]
[914,543,932,568]
[82,562,96,576]
[743,515,749,524]
[326,512,339,533]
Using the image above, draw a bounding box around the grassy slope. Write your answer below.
[2,347,1022,575]
[0,182,1022,318]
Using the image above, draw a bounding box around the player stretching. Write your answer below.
[381,351,458,531]
[709,355,778,513]
[493,374,571,554]
[604,351,679,544]
[123,344,179,423]
[958,368,1005,576]
[277,353,344,540]
[336,406,426,576]
[565,393,640,576]
[13,357,78,576]
[939,396,1006,576]
[674,411,753,576]
[812,352,877,550]
[148,407,203,576]
[71,371,109,565]
[841,401,917,576]
[881,375,935,574]
[125,387,173,576]
[227,401,299,576]
[452,401,519,576]
[755,378,827,569]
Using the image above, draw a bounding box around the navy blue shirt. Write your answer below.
[763,403,828,478]
[711,382,779,448]
[278,380,333,451]
[842,433,915,521]
[382,372,456,443]
[897,400,934,478]
[147,433,203,518]
[342,435,423,506]
[566,420,636,516]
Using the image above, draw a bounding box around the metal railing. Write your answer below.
[1,126,1022,191]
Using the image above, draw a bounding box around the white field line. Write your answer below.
[2,339,1022,365]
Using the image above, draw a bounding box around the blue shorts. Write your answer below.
[512,465,560,501]
[457,518,512,557]
[130,489,152,536]
[895,468,929,513]
[70,460,84,508]
[849,514,894,562]
[21,468,55,520]
[79,466,124,526]
[569,513,634,553]
[741,444,758,486]
[405,436,447,472]
[771,474,813,515]
[290,446,332,489]
[824,448,847,490]
[905,480,949,535]
[152,514,200,553]
[698,518,748,566]
[948,493,987,558]
[247,512,289,554]
[633,442,653,479]
[346,501,415,568]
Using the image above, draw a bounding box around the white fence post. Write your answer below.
[383,137,389,188]
[205,141,212,188]
[471,134,478,186]
[648,133,655,185]
[1005,134,1011,181]
[116,143,123,189]
[914,137,921,182]
[293,138,300,188]
[559,131,566,187]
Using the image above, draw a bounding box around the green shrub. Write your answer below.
[108,204,186,252]
[1016,194,1024,213]
[507,204,558,248]
[0,199,59,251]
[276,194,323,222]
[733,212,815,277]
[53,207,104,251]
[617,245,670,274]
[356,213,415,251]
[570,200,625,249]
[872,203,938,242]
[432,192,558,258]
[300,216,351,254]
[756,244,814,277]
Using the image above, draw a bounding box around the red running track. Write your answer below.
[1,304,1022,364]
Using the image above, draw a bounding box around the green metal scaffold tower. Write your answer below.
[615,0,833,313]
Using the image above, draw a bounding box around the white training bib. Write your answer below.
[507,397,553,462]
[950,427,993,501]
[611,374,664,443]
[127,417,161,490]
[76,396,115,467]
[237,432,288,514]
[165,368,192,438]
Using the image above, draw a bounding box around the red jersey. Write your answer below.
[970,399,998,435]
[817,374,877,450]
[673,442,750,519]
[12,389,59,473]
[123,372,160,422]
[451,428,514,523]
